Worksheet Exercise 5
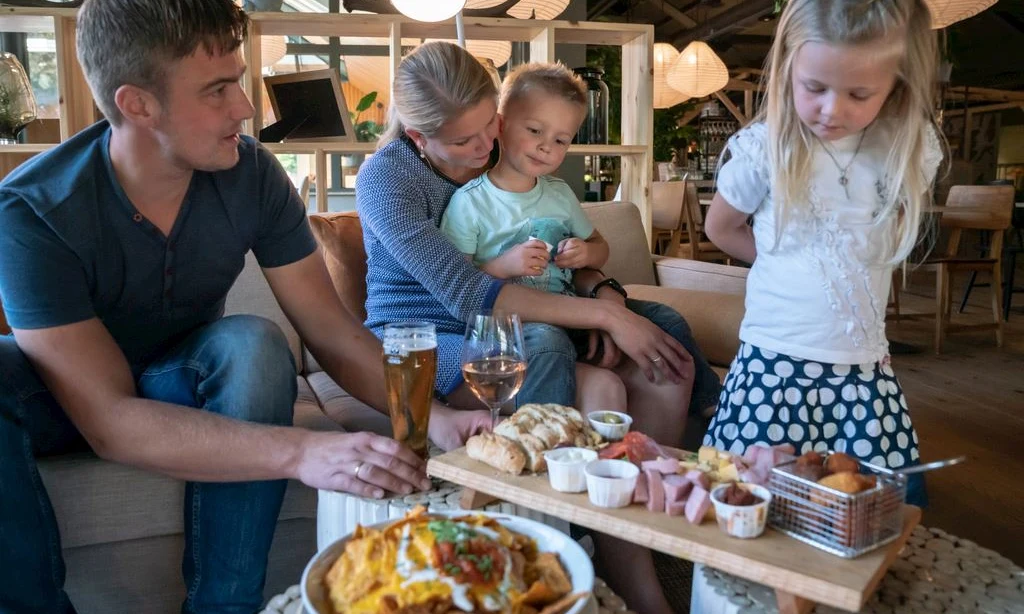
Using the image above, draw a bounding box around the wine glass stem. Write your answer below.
[490,404,501,429]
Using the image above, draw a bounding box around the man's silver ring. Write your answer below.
[353,461,365,478]
[650,355,663,363]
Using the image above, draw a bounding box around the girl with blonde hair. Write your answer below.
[704,0,944,506]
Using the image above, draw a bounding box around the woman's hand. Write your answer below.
[604,306,693,384]
[295,431,432,498]
[482,240,550,279]
[428,404,492,452]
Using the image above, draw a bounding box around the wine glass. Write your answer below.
[461,311,528,428]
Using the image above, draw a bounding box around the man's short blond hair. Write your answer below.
[499,62,587,114]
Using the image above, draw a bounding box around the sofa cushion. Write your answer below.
[224,251,302,367]
[623,284,743,368]
[308,212,368,323]
[306,370,393,437]
[581,201,658,286]
[39,377,329,550]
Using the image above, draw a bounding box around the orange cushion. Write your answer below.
[308,212,368,322]
[0,302,8,334]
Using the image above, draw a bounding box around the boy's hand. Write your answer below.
[482,239,550,278]
[554,238,590,269]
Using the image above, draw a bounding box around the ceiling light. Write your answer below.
[924,0,998,29]
[666,41,729,99]
[390,0,466,22]
[653,43,690,108]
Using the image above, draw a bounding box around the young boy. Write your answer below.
[440,62,609,298]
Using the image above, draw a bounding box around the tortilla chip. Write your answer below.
[538,592,588,614]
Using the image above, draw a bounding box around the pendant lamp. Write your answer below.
[666,41,729,99]
[390,0,466,22]
[260,36,288,69]
[424,39,513,67]
[653,43,690,109]
[508,0,569,20]
[924,0,998,29]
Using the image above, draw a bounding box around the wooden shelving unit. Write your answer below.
[0,9,654,233]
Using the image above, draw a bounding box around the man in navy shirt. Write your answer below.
[0,1,488,612]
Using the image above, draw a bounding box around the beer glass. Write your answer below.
[460,311,527,428]
[382,321,437,459]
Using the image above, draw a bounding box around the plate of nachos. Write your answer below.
[302,507,594,614]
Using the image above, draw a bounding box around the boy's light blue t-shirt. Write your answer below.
[440,173,594,295]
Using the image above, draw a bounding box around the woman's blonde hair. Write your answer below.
[378,41,498,148]
[757,0,941,263]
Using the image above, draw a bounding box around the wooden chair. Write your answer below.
[672,180,730,263]
[650,180,686,255]
[920,184,1015,353]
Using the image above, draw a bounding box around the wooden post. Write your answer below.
[388,20,401,97]
[54,17,95,140]
[775,590,816,614]
[244,23,263,137]
[315,148,327,213]
[962,86,971,162]
[459,488,499,510]
[620,26,654,241]
[530,24,555,63]
[744,89,754,120]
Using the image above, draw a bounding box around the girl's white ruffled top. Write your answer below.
[716,121,942,365]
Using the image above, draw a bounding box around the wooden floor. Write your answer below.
[887,261,1024,565]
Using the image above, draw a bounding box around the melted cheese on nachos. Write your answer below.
[324,508,574,613]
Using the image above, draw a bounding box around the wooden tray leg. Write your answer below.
[459,488,499,510]
[775,590,816,614]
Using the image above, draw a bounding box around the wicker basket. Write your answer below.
[767,457,905,558]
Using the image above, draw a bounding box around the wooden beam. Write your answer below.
[642,0,697,28]
[715,91,748,125]
[744,89,754,119]
[679,106,702,126]
[944,86,1024,103]
[674,0,774,45]
[725,78,763,92]
[943,102,1024,117]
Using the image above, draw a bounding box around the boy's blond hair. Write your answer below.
[499,62,587,114]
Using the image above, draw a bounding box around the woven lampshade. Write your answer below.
[653,43,690,109]
[465,0,506,7]
[508,0,569,20]
[924,0,997,28]
[390,0,466,22]
[423,38,512,67]
[666,41,729,99]
[260,36,288,68]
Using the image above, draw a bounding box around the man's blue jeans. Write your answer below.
[518,298,721,412]
[0,315,297,614]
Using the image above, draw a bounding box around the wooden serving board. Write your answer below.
[427,447,920,614]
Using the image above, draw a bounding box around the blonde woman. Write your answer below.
[357,41,722,433]
[704,0,944,506]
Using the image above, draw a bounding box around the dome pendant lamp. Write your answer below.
[666,40,729,99]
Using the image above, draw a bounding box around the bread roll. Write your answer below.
[466,432,527,475]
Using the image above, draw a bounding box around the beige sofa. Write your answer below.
[1,201,747,612]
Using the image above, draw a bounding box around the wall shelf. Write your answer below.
[0,9,654,233]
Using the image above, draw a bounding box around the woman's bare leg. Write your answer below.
[574,363,627,416]
[616,358,695,448]
[593,532,674,614]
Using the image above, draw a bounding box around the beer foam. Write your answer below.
[383,337,438,355]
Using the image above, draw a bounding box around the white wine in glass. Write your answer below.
[461,312,527,427]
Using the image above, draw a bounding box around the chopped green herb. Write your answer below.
[428,520,476,543]
[443,563,462,576]
[477,554,494,575]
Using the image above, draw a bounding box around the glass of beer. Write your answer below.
[382,321,437,460]
[460,311,527,428]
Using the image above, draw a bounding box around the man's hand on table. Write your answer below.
[429,404,491,452]
[296,431,431,499]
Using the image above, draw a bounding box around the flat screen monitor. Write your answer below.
[262,68,354,142]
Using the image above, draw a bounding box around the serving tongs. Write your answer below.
[872,455,967,476]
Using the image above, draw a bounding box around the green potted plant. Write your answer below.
[350,91,385,143]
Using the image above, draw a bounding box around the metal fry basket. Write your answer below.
[767,458,906,558]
